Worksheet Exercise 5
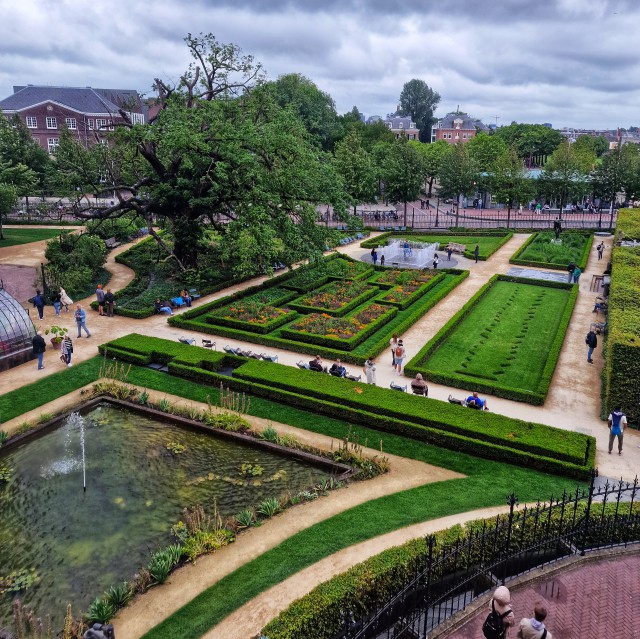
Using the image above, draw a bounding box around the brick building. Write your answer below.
[431,111,488,144]
[0,85,145,153]
[367,115,420,140]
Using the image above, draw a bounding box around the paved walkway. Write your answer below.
[445,553,640,639]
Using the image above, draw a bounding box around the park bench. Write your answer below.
[105,237,121,249]
[411,384,428,397]
[446,242,466,255]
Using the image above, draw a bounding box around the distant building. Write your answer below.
[366,115,419,140]
[431,111,488,144]
[0,85,146,153]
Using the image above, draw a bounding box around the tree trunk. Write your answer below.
[506,205,511,229]
[403,201,407,226]
[428,177,434,197]
[455,203,459,228]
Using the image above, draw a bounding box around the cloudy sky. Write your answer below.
[0,0,637,130]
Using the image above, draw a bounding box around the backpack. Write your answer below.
[482,600,510,639]
[395,346,404,357]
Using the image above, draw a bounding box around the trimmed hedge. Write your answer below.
[206,309,298,334]
[405,275,578,405]
[604,229,640,421]
[375,276,442,311]
[261,500,639,639]
[100,335,594,478]
[509,231,594,271]
[288,283,378,317]
[616,207,640,241]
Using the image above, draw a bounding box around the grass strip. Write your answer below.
[509,231,594,270]
[0,227,70,247]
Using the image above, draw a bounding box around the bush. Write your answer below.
[85,214,144,241]
[509,231,594,270]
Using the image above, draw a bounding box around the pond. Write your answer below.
[0,402,332,625]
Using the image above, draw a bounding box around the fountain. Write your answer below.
[378,239,440,269]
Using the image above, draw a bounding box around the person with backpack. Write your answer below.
[516,602,552,639]
[483,585,514,639]
[33,289,45,320]
[585,328,597,363]
[607,406,627,455]
[394,340,406,374]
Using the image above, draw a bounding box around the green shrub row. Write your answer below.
[261,500,639,639]
[359,229,511,250]
[405,275,577,405]
[616,208,640,241]
[509,231,594,270]
[604,233,640,421]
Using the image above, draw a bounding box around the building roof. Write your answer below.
[385,116,417,129]
[0,85,125,114]
[436,112,478,130]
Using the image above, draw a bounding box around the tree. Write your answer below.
[398,79,441,143]
[494,123,563,167]
[52,34,342,273]
[0,162,39,206]
[409,139,448,197]
[466,132,508,173]
[437,143,479,226]
[618,143,640,201]
[380,137,424,226]
[333,131,376,215]
[271,73,341,150]
[540,140,593,216]
[0,183,17,240]
[489,147,534,229]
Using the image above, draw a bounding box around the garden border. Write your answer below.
[509,230,594,270]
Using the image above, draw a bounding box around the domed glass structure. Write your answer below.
[0,287,37,371]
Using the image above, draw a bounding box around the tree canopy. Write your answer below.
[494,123,563,166]
[398,79,441,143]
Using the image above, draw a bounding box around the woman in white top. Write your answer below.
[363,358,376,385]
[59,287,73,312]
[390,334,399,369]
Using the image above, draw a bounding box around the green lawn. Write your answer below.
[0,228,70,248]
[407,277,577,403]
[1,359,581,639]
[510,231,593,270]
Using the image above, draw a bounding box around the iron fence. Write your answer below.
[334,470,639,639]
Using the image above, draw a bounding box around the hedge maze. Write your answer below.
[170,255,468,365]
[406,275,578,405]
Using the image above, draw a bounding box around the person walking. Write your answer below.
[484,585,515,638]
[607,406,627,455]
[432,253,439,270]
[60,334,73,367]
[33,290,45,320]
[390,334,399,369]
[363,357,376,385]
[447,246,453,261]
[597,242,604,260]
[585,328,597,363]
[96,284,106,316]
[474,243,479,263]
[394,339,406,375]
[516,602,553,639]
[60,287,73,312]
[572,265,582,284]
[51,289,62,316]
[32,331,46,370]
[104,288,115,317]
[74,304,91,338]
[372,249,378,266]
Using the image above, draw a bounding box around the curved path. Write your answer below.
[1,229,637,638]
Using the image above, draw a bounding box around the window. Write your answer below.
[462,133,467,139]
[87,119,94,130]
[107,119,114,131]
[26,116,37,128]
[95,118,107,130]
[455,133,460,140]
[46,117,57,129]
[128,112,145,125]
[398,122,404,129]
[65,117,77,130]
[47,138,59,153]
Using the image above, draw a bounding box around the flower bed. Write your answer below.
[377,277,441,311]
[325,258,373,280]
[208,301,296,334]
[288,281,377,316]
[281,304,397,350]
[371,269,434,288]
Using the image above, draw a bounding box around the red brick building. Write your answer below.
[0,85,145,153]
[431,111,488,144]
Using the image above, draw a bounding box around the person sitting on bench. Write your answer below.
[155,299,173,315]
[329,359,347,377]
[411,373,428,395]
[309,356,325,372]
[466,391,488,410]
[180,289,193,307]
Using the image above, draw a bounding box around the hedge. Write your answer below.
[287,284,378,317]
[374,275,443,311]
[604,238,640,421]
[405,275,578,405]
[616,207,640,241]
[206,309,299,334]
[100,335,594,478]
[261,501,639,639]
[509,231,594,271]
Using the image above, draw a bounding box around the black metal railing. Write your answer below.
[333,471,639,639]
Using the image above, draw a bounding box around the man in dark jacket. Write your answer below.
[32,331,46,370]
[586,329,597,363]
[33,290,45,320]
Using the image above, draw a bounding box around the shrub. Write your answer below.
[85,597,116,625]
[0,430,8,446]
[103,582,133,609]
[257,497,281,518]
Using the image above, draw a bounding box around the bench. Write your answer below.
[105,237,121,249]
[446,242,466,255]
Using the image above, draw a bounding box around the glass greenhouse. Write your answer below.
[0,287,37,371]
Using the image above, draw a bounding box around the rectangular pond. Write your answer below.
[0,401,336,625]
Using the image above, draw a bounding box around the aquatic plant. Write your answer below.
[0,568,40,594]
[12,599,54,639]
[165,440,187,455]
[0,465,12,484]
[240,462,264,477]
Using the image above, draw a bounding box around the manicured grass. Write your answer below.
[510,231,593,270]
[0,228,70,247]
[406,276,578,404]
